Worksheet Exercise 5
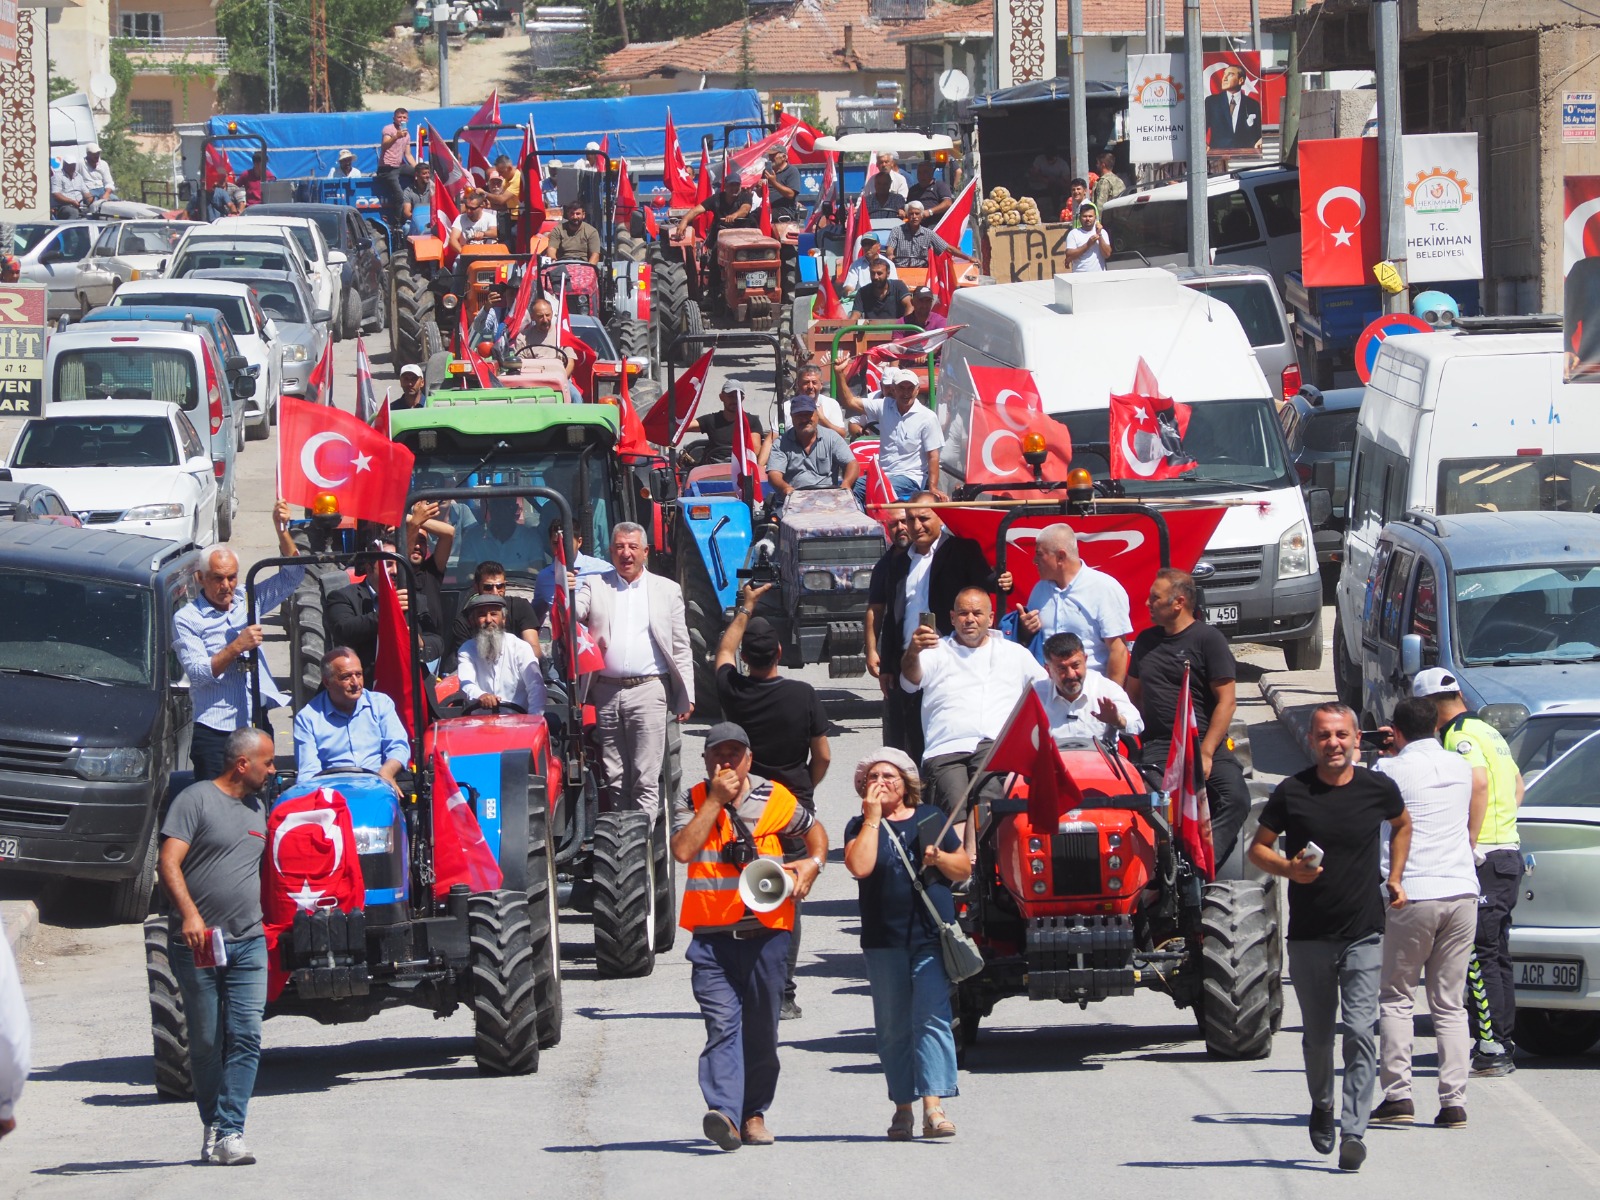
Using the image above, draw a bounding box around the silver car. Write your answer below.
[88,219,202,285]
[11,222,119,319]
[189,268,331,402]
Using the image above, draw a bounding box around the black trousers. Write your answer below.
[882,676,924,764]
[1473,848,1524,1045]
[780,789,815,1005]
[1140,741,1251,868]
[190,723,233,781]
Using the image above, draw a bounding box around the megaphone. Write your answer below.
[737,858,794,913]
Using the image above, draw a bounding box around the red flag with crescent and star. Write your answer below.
[981,689,1082,831]
[640,346,712,447]
[1164,663,1215,879]
[1563,176,1600,378]
[1299,138,1380,287]
[693,145,714,239]
[664,109,698,208]
[373,551,424,739]
[776,110,826,164]
[430,752,506,899]
[261,788,365,1000]
[1107,359,1198,482]
[933,178,977,249]
[550,535,606,676]
[461,90,501,186]
[556,278,597,397]
[278,396,415,526]
[965,364,1072,489]
[814,257,845,320]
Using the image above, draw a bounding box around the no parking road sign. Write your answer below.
[1354,313,1433,384]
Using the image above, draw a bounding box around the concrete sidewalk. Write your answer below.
[2,899,38,958]
[1259,604,1338,751]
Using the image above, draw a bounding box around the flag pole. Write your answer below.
[929,690,1030,847]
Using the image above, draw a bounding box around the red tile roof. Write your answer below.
[894,0,1292,41]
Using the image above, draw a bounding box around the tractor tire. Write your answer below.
[1332,612,1361,709]
[590,811,656,979]
[651,726,679,954]
[1198,879,1282,1060]
[108,821,161,923]
[1511,1009,1600,1057]
[420,319,445,364]
[653,259,688,357]
[468,890,541,1075]
[677,531,725,720]
[616,230,648,263]
[525,799,563,1050]
[681,299,704,363]
[144,915,193,1100]
[394,264,437,364]
[340,285,362,341]
[614,315,650,359]
[631,378,662,420]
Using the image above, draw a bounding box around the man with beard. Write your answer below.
[456,594,547,714]
[1033,632,1141,745]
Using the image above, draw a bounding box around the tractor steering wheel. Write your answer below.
[462,697,529,716]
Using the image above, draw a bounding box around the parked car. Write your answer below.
[251,202,386,339]
[1506,729,1600,1056]
[0,522,200,921]
[164,237,300,281]
[188,267,331,403]
[1508,706,1600,780]
[204,215,340,329]
[10,221,119,319]
[104,279,283,437]
[1279,384,1363,576]
[167,226,325,313]
[0,481,81,525]
[1335,510,1600,732]
[1171,264,1301,404]
[42,326,240,539]
[2,401,220,544]
[87,220,201,284]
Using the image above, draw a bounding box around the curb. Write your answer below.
[2,900,39,961]
[1262,680,1314,749]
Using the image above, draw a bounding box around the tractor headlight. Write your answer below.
[1031,881,1047,895]
[851,568,874,590]
[1030,858,1045,876]
[801,569,833,592]
[1107,877,1123,892]
[1107,855,1123,871]
[73,746,149,781]
[1107,832,1122,848]
[1278,521,1312,579]
[1028,837,1043,852]
[352,826,395,854]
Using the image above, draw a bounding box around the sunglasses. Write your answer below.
[480,580,508,591]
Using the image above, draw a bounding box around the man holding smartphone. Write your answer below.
[1248,703,1413,1174]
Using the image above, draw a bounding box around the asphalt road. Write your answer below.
[6,326,1600,1197]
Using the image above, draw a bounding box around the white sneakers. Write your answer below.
[211,1131,257,1166]
[201,1124,218,1164]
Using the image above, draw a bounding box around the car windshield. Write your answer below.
[175,248,291,275]
[244,221,317,259]
[1438,454,1600,515]
[12,415,179,468]
[117,222,190,256]
[1053,397,1296,493]
[408,450,612,584]
[247,281,308,323]
[53,348,198,409]
[12,224,53,255]
[1510,714,1600,774]
[114,292,250,335]
[1300,409,1359,454]
[1525,730,1600,807]
[0,570,154,686]
[1453,562,1600,664]
[1189,281,1284,347]
[571,325,616,359]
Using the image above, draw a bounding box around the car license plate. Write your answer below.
[1517,959,1583,991]
[0,837,17,859]
[1205,605,1239,626]
[744,271,768,289]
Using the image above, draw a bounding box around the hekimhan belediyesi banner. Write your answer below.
[1127,54,1187,165]
[1401,132,1483,284]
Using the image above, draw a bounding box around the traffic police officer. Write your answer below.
[1413,668,1525,1076]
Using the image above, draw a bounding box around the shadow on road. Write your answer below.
[1124,1157,1336,1174]
[573,1006,702,1022]
[34,1159,179,1176]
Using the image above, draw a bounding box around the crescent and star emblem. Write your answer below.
[300,431,371,489]
[1316,186,1368,249]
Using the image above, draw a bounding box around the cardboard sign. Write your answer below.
[0,282,44,415]
[985,222,1073,283]
[1127,54,1187,164]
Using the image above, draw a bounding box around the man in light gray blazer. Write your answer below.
[576,521,695,822]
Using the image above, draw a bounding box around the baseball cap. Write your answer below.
[462,592,508,614]
[704,721,751,750]
[338,148,355,161]
[905,200,926,212]
[788,392,818,415]
[910,285,934,299]
[399,363,425,379]
[741,617,780,660]
[1411,667,1461,698]
[859,233,879,246]
[882,366,918,388]
[85,142,101,154]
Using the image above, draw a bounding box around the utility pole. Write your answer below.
[308,0,330,112]
[1068,0,1087,182]
[1148,0,1165,52]
[1185,0,1208,270]
[1373,0,1407,312]
[1282,0,1303,164]
[436,3,451,108]
[1250,0,1260,50]
[266,0,277,113]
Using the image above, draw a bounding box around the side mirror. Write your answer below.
[188,455,213,475]
[328,250,348,267]
[1311,459,1336,492]
[0,468,12,482]
[226,354,249,373]
[1306,487,1333,528]
[1400,633,1423,677]
[356,238,373,252]
[38,248,60,265]
[313,308,332,324]
[233,374,257,399]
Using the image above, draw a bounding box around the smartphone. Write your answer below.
[1300,840,1325,869]
[1358,728,1394,753]
[918,611,936,629]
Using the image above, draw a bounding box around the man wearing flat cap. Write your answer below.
[767,394,859,506]
[671,720,829,1150]
[884,200,974,270]
[456,592,547,714]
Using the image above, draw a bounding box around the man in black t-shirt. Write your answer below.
[715,582,831,1021]
[685,381,772,468]
[1126,568,1251,866]
[852,258,912,321]
[1250,702,1413,1173]
[762,146,803,224]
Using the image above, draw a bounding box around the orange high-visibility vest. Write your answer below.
[679,779,798,933]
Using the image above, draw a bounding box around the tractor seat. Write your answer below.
[684,464,737,494]
[717,228,774,251]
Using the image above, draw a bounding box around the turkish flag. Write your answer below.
[616,158,638,221]
[516,120,546,254]
[423,123,471,202]
[261,788,366,1000]
[370,392,390,438]
[1108,359,1197,481]
[556,278,597,397]
[1299,138,1380,288]
[1164,663,1215,879]
[461,90,501,186]
[776,110,826,164]
[693,145,713,239]
[759,183,773,238]
[664,109,698,208]
[279,396,414,526]
[458,304,497,388]
[841,195,869,281]
[729,128,794,186]
[965,364,1072,489]
[929,504,1225,635]
[814,258,845,320]
[851,440,899,528]
[203,141,235,188]
[354,337,377,424]
[982,689,1082,830]
[1563,177,1600,377]
[933,178,977,249]
[430,751,505,899]
[550,536,606,677]
[731,390,764,502]
[373,553,424,739]
[306,336,333,406]
[506,259,536,350]
[613,362,652,456]
[640,346,712,446]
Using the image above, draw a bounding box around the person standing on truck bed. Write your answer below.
[174,501,303,780]
[1125,568,1251,866]
[377,107,416,222]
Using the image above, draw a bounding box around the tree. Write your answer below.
[98,44,173,196]
[216,0,403,112]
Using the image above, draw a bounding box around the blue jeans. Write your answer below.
[170,934,267,1137]
[852,473,925,508]
[862,944,959,1103]
[686,930,790,1124]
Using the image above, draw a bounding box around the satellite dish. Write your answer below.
[88,72,117,104]
[937,69,971,103]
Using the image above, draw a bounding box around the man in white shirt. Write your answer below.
[901,587,1046,816]
[1035,632,1142,744]
[1371,697,1481,1129]
[839,367,944,503]
[780,363,850,436]
[450,190,499,254]
[328,149,364,179]
[1018,523,1134,682]
[840,234,899,295]
[82,144,116,200]
[456,594,547,714]
[1063,203,1111,272]
[576,522,694,822]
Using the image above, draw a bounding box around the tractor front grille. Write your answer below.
[1050,830,1102,896]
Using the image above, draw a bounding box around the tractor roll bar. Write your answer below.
[663,330,786,512]
[828,322,940,408]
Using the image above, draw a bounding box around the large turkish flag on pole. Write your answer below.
[278,397,414,527]
[1299,138,1381,287]
[664,109,698,208]
[965,364,1072,489]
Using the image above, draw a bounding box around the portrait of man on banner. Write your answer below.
[1564,175,1600,383]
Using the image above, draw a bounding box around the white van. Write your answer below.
[939,269,1325,668]
[1333,318,1600,686]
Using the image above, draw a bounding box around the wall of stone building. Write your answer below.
[1462,34,1541,313]
[1537,23,1600,313]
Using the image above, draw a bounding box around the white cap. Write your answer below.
[85,142,101,154]
[585,140,601,151]
[399,363,425,379]
[881,367,918,388]
[1411,667,1461,698]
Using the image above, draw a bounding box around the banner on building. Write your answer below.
[1202,51,1264,156]
[1127,54,1187,164]
[0,6,46,221]
[1401,133,1482,284]
[1563,176,1600,383]
[0,282,44,415]
[995,0,1056,89]
[1299,138,1381,288]
[0,0,16,68]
